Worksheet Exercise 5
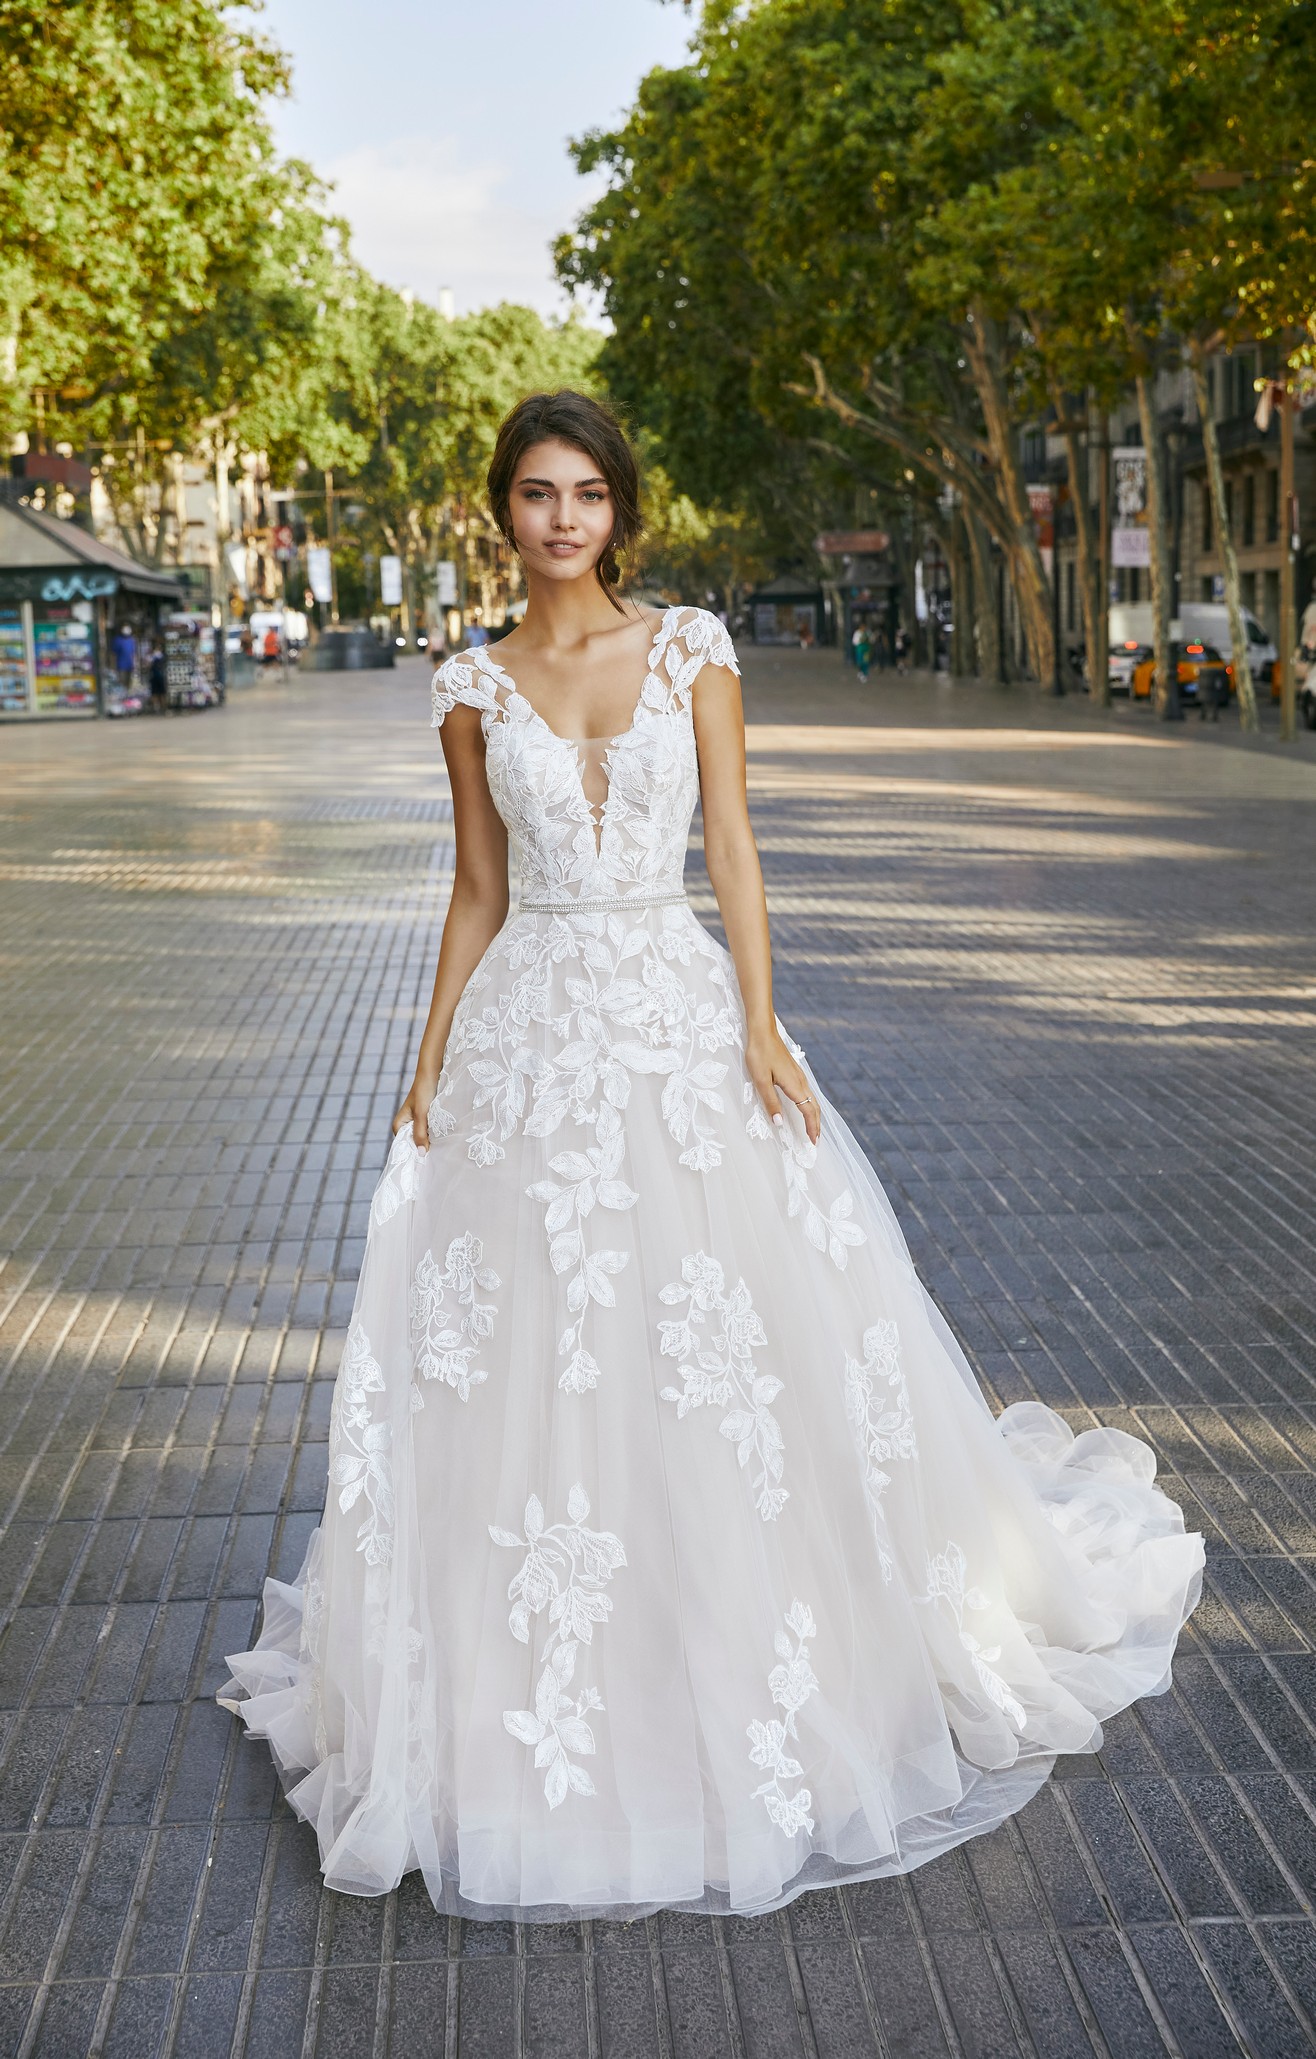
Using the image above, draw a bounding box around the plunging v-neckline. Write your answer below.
[470,608,680,855]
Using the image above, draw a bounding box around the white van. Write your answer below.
[1107,602,1275,689]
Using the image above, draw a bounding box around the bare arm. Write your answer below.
[393,703,510,1150]
[692,662,821,1144]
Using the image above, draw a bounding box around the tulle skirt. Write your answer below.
[219,900,1203,1919]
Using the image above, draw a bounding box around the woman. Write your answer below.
[221,391,1202,1921]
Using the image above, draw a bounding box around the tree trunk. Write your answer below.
[1131,367,1177,719]
[1094,397,1111,707]
[1049,379,1104,705]
[963,303,1054,682]
[964,507,1002,683]
[1187,350,1257,729]
[949,508,971,677]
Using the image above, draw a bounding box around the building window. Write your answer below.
[1129,566,1141,604]
[1201,576,1215,603]
[1065,559,1075,632]
[1265,470,1279,544]
[1240,571,1256,613]
[1225,479,1234,534]
[1242,474,1255,548]
[1202,481,1212,552]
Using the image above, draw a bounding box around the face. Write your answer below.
[508,438,615,584]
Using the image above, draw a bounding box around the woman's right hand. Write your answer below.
[393,1068,441,1151]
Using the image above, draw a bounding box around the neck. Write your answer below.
[517,566,636,648]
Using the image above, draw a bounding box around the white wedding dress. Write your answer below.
[220,606,1203,1919]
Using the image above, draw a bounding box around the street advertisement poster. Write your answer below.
[307,545,333,604]
[1027,484,1055,575]
[33,608,96,715]
[0,606,28,714]
[1112,447,1152,567]
[380,555,403,606]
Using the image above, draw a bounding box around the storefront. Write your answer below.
[747,574,830,645]
[0,500,183,719]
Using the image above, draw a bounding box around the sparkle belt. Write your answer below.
[515,886,690,918]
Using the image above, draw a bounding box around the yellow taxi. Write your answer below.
[1132,641,1234,704]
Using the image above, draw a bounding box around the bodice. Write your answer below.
[431,607,738,910]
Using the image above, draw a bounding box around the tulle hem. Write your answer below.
[219,1402,1205,1920]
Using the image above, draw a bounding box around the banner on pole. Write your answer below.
[380,555,403,606]
[1111,448,1151,567]
[307,546,333,603]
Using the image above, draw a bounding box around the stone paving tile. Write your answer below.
[2,652,1315,2055]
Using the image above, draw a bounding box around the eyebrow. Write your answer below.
[516,475,608,489]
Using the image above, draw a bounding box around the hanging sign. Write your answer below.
[306,546,333,603]
[1111,448,1151,567]
[380,555,403,606]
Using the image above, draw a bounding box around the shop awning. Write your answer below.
[0,501,185,604]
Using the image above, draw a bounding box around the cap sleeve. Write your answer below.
[430,656,496,728]
[681,607,739,678]
[649,606,740,713]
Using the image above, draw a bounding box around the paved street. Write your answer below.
[3,649,1316,2059]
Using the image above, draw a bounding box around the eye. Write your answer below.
[580,490,606,502]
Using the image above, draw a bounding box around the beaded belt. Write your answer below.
[516,887,690,918]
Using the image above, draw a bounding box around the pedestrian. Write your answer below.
[262,626,281,665]
[220,385,1203,1930]
[852,623,872,682]
[148,643,168,714]
[895,625,911,673]
[112,623,136,696]
[465,616,490,650]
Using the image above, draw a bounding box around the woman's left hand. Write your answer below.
[746,1029,822,1145]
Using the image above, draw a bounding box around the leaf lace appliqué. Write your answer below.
[409,1232,500,1403]
[748,1600,820,1837]
[328,1322,393,1567]
[491,1484,627,1807]
[919,1541,1027,1729]
[658,1252,787,1520]
[844,1320,917,1582]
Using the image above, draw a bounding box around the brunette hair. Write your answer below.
[487,390,642,612]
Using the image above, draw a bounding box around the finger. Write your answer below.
[755,1073,785,1127]
[413,1107,430,1153]
[784,1075,822,1145]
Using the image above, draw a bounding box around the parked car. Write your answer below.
[1109,639,1151,694]
[1110,601,1275,689]
[1131,641,1233,704]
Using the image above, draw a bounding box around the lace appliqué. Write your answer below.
[748,1600,819,1837]
[410,1232,500,1403]
[329,1323,393,1567]
[491,1484,626,1807]
[845,1320,916,1582]
[658,1252,787,1520]
[528,1107,635,1393]
[919,1542,1027,1728]
[372,1125,421,1226]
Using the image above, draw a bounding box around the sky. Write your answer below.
[256,0,695,317]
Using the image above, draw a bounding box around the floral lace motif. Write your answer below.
[748,1600,820,1836]
[919,1541,1027,1729]
[844,1320,917,1582]
[371,1125,421,1226]
[491,1485,627,1807]
[329,1323,392,1566]
[659,1252,787,1520]
[409,1233,500,1403]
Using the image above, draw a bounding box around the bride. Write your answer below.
[220,390,1203,1920]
